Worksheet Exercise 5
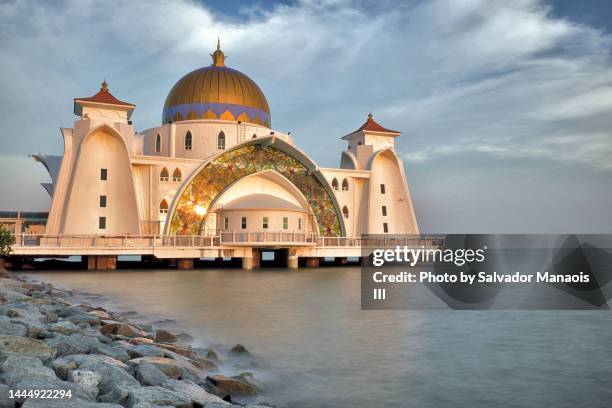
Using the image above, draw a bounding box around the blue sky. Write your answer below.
[0,0,610,233]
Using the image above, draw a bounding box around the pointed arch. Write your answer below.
[172,168,182,182]
[160,167,169,182]
[155,134,161,153]
[342,178,349,191]
[342,206,349,218]
[184,131,192,150]
[331,178,339,190]
[217,131,226,150]
[159,199,169,214]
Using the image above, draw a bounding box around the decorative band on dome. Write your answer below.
[163,102,271,126]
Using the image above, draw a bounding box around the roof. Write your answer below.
[74,81,134,107]
[221,194,306,212]
[344,113,400,138]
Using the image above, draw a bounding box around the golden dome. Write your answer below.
[162,40,270,127]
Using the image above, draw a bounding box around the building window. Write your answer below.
[383,222,389,233]
[262,216,269,229]
[380,184,386,194]
[332,178,339,190]
[298,218,302,230]
[252,133,257,139]
[155,134,161,153]
[99,195,107,208]
[98,216,106,230]
[100,168,108,181]
[159,199,168,214]
[342,206,349,218]
[224,217,229,230]
[184,131,192,150]
[382,205,387,216]
[173,168,182,182]
[241,216,247,229]
[217,131,226,150]
[342,178,349,191]
[160,167,169,182]
[283,217,288,230]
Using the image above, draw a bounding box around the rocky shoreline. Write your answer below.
[0,272,273,408]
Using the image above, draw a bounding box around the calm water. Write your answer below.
[25,267,612,408]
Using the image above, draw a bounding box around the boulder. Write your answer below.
[206,374,258,396]
[92,342,131,362]
[0,335,56,362]
[49,320,82,335]
[126,385,193,408]
[162,379,229,405]
[117,323,149,338]
[156,342,197,358]
[66,312,100,326]
[0,315,27,336]
[67,369,102,399]
[127,344,165,358]
[2,354,58,385]
[135,360,170,386]
[160,348,206,382]
[192,357,218,371]
[128,337,154,345]
[128,357,183,379]
[0,304,47,337]
[21,398,123,408]
[155,328,178,343]
[0,384,13,408]
[45,333,103,356]
[229,343,250,356]
[88,310,111,319]
[10,378,92,403]
[99,320,121,335]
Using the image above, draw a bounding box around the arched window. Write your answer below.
[172,168,182,182]
[332,178,339,191]
[252,133,257,139]
[159,199,168,214]
[160,167,169,182]
[342,206,349,218]
[184,131,192,150]
[217,131,226,150]
[155,134,161,153]
[342,178,349,191]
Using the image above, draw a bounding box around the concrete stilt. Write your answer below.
[177,259,194,269]
[252,249,261,269]
[287,255,298,269]
[86,255,117,271]
[242,257,253,270]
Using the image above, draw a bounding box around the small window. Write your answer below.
[383,222,389,233]
[155,134,161,153]
[98,216,106,230]
[382,205,387,216]
[342,206,349,218]
[172,168,182,182]
[358,141,363,146]
[342,178,349,191]
[160,167,169,182]
[262,216,269,229]
[283,217,288,230]
[100,169,108,181]
[332,178,339,191]
[99,195,107,208]
[224,217,229,230]
[252,133,257,139]
[380,184,386,194]
[241,217,247,229]
[217,131,226,150]
[184,131,192,150]
[159,199,168,214]
[298,218,302,230]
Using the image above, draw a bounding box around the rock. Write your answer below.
[2,354,58,385]
[0,304,47,337]
[155,328,178,343]
[99,320,121,335]
[206,374,258,396]
[45,333,103,356]
[92,342,131,362]
[0,384,14,408]
[156,342,197,358]
[66,312,100,326]
[0,315,27,336]
[11,378,92,403]
[88,310,111,319]
[49,320,82,335]
[117,323,149,338]
[192,357,218,371]
[160,348,206,382]
[135,360,170,386]
[125,386,193,408]
[162,379,229,405]
[21,398,123,408]
[127,344,165,358]
[206,349,221,363]
[128,337,154,345]
[229,344,250,356]
[0,335,56,362]
[129,357,183,379]
[51,354,139,395]
[67,369,102,399]
[234,372,262,390]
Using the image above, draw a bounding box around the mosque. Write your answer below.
[33,40,419,266]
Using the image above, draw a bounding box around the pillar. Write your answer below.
[252,249,261,269]
[86,256,96,270]
[287,255,298,270]
[177,259,194,269]
[242,256,253,270]
[304,257,320,268]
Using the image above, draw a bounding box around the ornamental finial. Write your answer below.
[101,79,108,92]
[368,112,373,120]
[211,36,225,67]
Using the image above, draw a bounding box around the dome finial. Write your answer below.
[101,79,108,92]
[211,36,225,67]
[367,112,373,120]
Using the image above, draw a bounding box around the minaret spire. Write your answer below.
[211,36,225,67]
